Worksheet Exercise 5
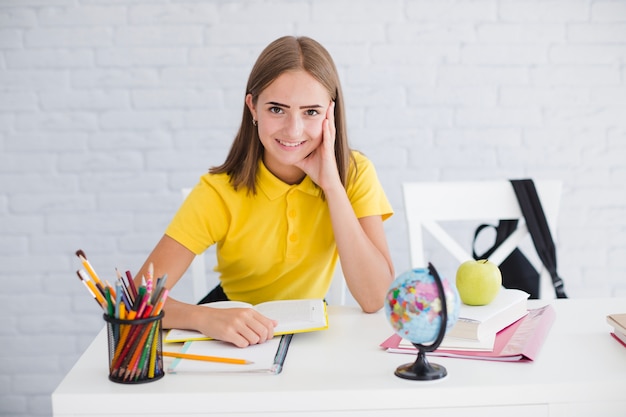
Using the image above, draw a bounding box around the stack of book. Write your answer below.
[441,288,529,351]
[381,288,557,362]
[607,313,626,348]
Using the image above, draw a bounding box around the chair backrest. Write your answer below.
[326,260,347,306]
[402,180,562,299]
[181,188,349,305]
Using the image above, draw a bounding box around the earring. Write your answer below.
[252,119,257,127]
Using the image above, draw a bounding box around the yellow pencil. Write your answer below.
[162,351,252,365]
[148,326,159,378]
[76,250,104,288]
[76,270,106,307]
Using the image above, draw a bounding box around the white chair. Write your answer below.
[402,180,562,299]
[182,188,348,305]
[325,260,347,306]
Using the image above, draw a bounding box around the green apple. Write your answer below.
[455,259,502,306]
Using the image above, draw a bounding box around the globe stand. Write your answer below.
[394,263,449,381]
[395,344,447,381]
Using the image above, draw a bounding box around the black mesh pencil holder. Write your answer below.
[103,311,164,384]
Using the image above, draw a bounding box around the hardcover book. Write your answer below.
[446,288,529,342]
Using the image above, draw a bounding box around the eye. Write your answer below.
[269,106,283,114]
[305,109,320,116]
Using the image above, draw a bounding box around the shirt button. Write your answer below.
[288,209,296,218]
[289,234,298,242]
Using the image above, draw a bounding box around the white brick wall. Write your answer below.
[0,0,625,415]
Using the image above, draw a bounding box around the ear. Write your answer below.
[245,94,257,121]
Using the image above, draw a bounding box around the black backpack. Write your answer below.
[472,179,567,299]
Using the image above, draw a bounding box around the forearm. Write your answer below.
[160,297,205,331]
[324,184,394,313]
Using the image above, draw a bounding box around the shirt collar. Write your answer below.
[257,159,321,200]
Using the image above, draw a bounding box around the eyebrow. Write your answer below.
[266,101,324,110]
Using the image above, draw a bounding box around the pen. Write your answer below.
[162,351,253,365]
[272,333,293,374]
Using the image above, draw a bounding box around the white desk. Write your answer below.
[53,298,626,417]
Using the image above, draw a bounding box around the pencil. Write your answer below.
[76,249,104,288]
[125,270,138,299]
[152,288,169,316]
[116,268,133,305]
[162,351,252,365]
[76,270,106,308]
[148,324,160,378]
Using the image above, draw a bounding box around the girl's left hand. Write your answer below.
[294,101,340,191]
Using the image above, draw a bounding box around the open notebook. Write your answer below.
[165,299,327,343]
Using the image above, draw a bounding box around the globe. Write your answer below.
[384,264,460,380]
[385,267,460,345]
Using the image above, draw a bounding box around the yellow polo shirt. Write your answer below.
[165,151,393,304]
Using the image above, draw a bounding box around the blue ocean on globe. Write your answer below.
[385,268,460,345]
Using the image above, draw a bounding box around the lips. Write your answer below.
[276,139,305,148]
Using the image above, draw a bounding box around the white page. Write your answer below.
[255,299,325,333]
[167,336,281,374]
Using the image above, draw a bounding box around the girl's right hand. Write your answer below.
[195,307,277,348]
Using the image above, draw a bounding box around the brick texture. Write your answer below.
[0,1,625,415]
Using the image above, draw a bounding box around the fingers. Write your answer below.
[236,311,276,347]
[326,100,336,124]
[212,308,276,348]
[324,100,336,142]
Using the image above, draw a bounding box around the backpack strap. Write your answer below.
[472,220,518,260]
[510,179,567,298]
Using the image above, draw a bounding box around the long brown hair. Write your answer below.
[211,36,354,194]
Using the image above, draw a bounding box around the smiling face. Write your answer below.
[246,70,332,184]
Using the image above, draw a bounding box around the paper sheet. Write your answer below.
[167,336,282,374]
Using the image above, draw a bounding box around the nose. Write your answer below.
[284,113,303,138]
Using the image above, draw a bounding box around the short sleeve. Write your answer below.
[165,175,231,255]
[346,151,393,221]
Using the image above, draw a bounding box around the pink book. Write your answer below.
[610,332,626,348]
[381,304,556,362]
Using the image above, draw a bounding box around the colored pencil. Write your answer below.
[125,270,138,299]
[152,288,169,316]
[147,326,160,378]
[116,268,134,305]
[73,250,171,380]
